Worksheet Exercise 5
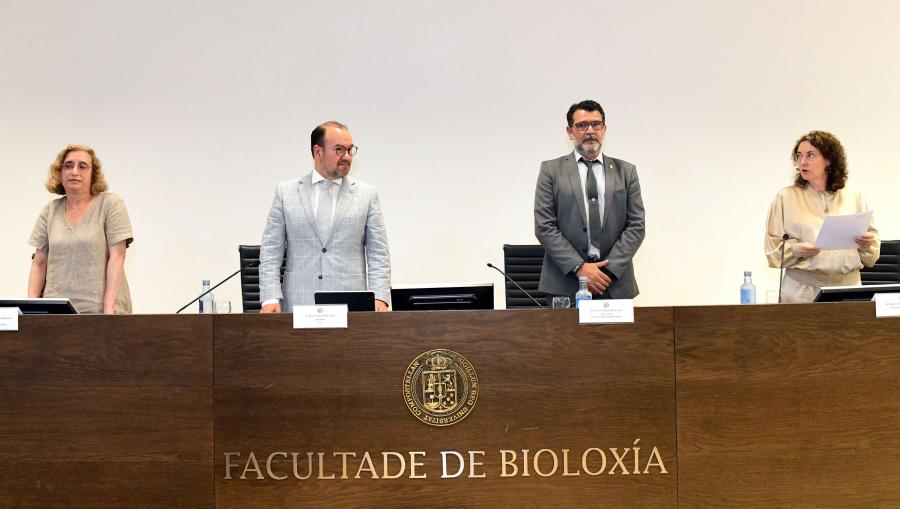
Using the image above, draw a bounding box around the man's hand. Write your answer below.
[576,260,612,295]
[261,302,281,313]
[794,242,821,259]
[375,300,389,312]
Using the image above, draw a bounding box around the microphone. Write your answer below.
[486,262,544,308]
[777,233,789,304]
[777,194,788,304]
[176,260,259,314]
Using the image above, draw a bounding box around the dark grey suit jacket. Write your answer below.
[533,153,645,298]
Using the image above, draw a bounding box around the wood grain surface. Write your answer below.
[5,304,897,508]
[0,315,214,509]
[676,302,900,508]
[214,308,677,508]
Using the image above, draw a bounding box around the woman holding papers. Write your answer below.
[765,131,879,303]
[27,144,134,314]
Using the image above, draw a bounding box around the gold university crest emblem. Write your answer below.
[403,349,478,426]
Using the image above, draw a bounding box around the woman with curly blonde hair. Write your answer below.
[27,144,134,314]
[765,131,879,303]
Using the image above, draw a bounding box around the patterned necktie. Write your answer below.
[583,158,603,247]
[316,180,335,240]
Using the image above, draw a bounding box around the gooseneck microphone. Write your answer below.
[776,194,790,304]
[486,262,544,308]
[777,233,789,304]
[176,260,259,314]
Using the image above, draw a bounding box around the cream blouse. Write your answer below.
[765,185,879,276]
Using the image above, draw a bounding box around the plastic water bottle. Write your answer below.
[575,276,592,308]
[740,271,756,304]
[199,279,216,313]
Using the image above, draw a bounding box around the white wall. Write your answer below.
[2,0,898,312]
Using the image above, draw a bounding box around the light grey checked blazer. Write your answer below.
[259,173,391,308]
[534,153,645,299]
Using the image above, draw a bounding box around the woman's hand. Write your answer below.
[794,242,821,259]
[855,232,875,249]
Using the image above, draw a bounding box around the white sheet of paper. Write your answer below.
[293,304,348,329]
[874,293,900,318]
[0,307,20,331]
[578,299,634,324]
[814,211,873,250]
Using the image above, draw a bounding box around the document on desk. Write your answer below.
[815,211,873,250]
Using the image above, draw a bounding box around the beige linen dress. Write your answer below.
[28,192,134,314]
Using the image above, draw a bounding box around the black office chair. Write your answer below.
[861,240,900,285]
[502,244,546,308]
[238,245,286,313]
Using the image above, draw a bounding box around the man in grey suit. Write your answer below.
[259,121,391,312]
[534,100,645,301]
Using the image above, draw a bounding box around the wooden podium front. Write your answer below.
[3,303,900,508]
[214,308,676,507]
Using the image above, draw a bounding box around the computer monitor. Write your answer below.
[391,283,494,311]
[813,284,900,302]
[0,298,78,314]
[314,291,375,312]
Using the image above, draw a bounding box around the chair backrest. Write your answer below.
[238,245,286,313]
[502,244,546,308]
[861,240,900,285]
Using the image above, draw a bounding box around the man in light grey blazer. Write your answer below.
[534,100,645,301]
[259,121,391,312]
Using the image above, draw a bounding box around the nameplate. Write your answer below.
[293,305,348,329]
[578,300,634,324]
[0,308,20,331]
[874,293,900,318]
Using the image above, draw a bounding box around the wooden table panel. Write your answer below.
[0,387,212,461]
[0,315,214,509]
[0,315,212,387]
[676,302,900,508]
[0,461,213,509]
[215,308,677,508]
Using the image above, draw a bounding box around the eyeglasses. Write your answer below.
[62,161,92,172]
[321,145,358,157]
[572,121,606,132]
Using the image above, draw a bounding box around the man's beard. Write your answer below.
[575,139,601,157]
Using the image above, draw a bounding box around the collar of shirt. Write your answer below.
[573,151,604,167]
[311,170,343,187]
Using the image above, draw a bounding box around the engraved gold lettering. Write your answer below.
[291,452,314,480]
[355,451,379,479]
[582,448,607,475]
[266,452,288,480]
[521,449,531,477]
[632,439,641,474]
[500,450,518,477]
[317,452,335,480]
[440,451,465,478]
[409,451,427,479]
[561,449,580,477]
[224,452,240,480]
[532,449,559,477]
[643,447,668,474]
[468,451,486,478]
[609,448,630,475]
[382,452,406,479]
[241,451,264,480]
[333,452,356,480]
